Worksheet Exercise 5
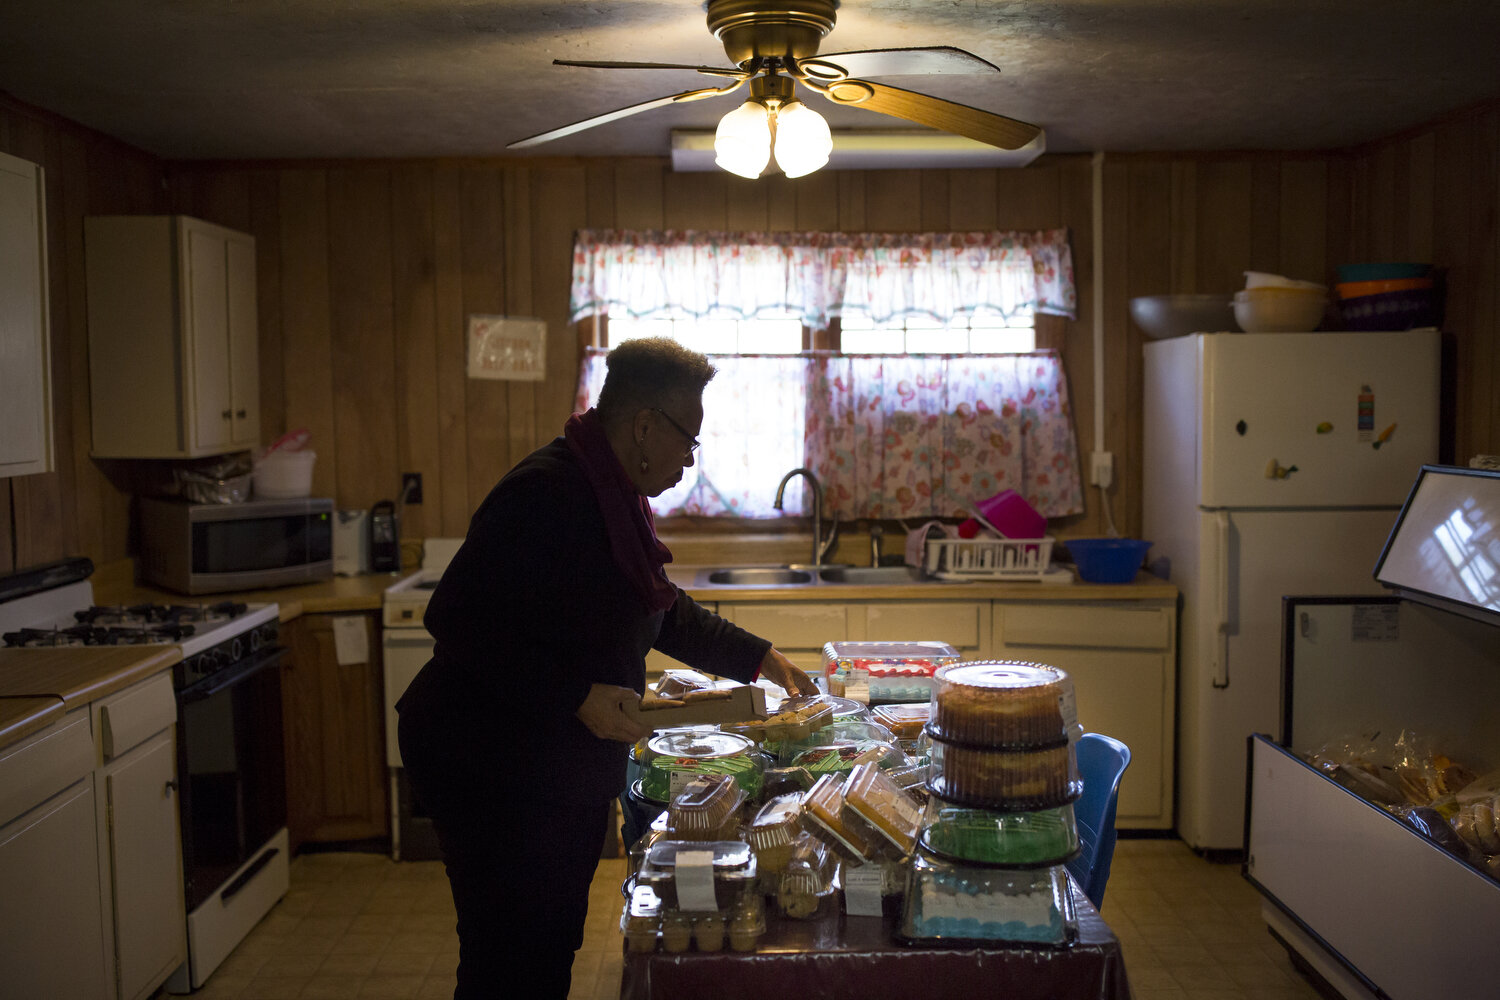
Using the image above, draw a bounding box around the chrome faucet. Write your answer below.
[773,467,840,569]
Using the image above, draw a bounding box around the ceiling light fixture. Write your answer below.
[713,75,832,179]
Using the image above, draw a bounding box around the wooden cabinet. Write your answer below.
[281,613,388,848]
[93,673,186,1000]
[0,710,112,999]
[85,215,260,458]
[992,601,1177,829]
[0,150,54,477]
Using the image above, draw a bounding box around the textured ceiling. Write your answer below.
[2,1,1498,161]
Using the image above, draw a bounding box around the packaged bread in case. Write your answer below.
[842,761,924,855]
[801,773,876,862]
[667,774,746,841]
[747,793,804,872]
[928,661,1080,748]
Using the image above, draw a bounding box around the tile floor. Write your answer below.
[172,838,1327,1000]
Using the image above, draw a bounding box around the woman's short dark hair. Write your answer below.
[596,337,717,423]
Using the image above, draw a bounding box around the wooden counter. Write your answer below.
[91,564,394,620]
[0,696,66,746]
[0,645,182,709]
[668,565,1177,603]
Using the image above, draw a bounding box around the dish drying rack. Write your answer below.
[923,536,1055,581]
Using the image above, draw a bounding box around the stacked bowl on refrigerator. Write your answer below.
[900,662,1085,945]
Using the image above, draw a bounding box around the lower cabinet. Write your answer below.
[992,601,1177,830]
[281,612,388,848]
[0,711,112,999]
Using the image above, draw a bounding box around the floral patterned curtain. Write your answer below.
[804,352,1084,520]
[571,229,1076,328]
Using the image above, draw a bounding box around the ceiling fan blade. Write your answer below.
[554,59,748,80]
[806,47,1000,79]
[817,79,1040,150]
[507,82,744,149]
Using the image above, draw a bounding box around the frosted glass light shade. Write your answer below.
[773,101,832,178]
[715,101,771,179]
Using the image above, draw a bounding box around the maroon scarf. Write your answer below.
[563,408,677,613]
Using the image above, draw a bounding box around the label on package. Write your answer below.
[668,769,700,802]
[674,849,719,912]
[842,863,884,916]
[844,668,870,704]
[1351,604,1399,642]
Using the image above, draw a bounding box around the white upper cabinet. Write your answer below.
[0,151,54,477]
[86,215,260,459]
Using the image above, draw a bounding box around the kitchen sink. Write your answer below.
[698,566,814,586]
[817,565,927,585]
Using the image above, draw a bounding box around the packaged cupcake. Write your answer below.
[927,662,1080,748]
[728,894,767,951]
[927,737,1082,811]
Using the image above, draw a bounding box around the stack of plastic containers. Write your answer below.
[900,661,1084,946]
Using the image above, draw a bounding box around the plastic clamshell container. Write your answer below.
[801,774,877,863]
[927,738,1082,811]
[842,762,924,855]
[747,793,804,872]
[637,840,758,911]
[774,693,871,721]
[728,894,767,951]
[621,883,664,953]
[776,833,838,918]
[873,703,932,740]
[899,851,1076,946]
[760,765,815,800]
[722,700,833,743]
[928,662,1080,748]
[789,740,904,777]
[822,640,962,679]
[640,730,763,803]
[919,798,1081,866]
[778,720,899,763]
[667,774,746,842]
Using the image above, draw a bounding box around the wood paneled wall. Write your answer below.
[0,96,164,576]
[164,157,1103,543]
[4,92,1497,575]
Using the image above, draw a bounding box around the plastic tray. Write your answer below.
[873,703,932,740]
[923,536,1055,581]
[637,840,758,911]
[918,797,1081,867]
[899,851,1076,947]
[927,738,1082,811]
[667,774,745,841]
[721,701,833,743]
[788,740,904,777]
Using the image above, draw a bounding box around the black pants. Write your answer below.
[399,670,610,999]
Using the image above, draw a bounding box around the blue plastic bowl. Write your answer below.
[1335,262,1431,283]
[1065,538,1152,584]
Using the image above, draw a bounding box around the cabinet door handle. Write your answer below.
[221,409,232,420]
[164,779,178,796]
[236,409,247,419]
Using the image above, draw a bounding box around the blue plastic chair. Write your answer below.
[1066,733,1132,910]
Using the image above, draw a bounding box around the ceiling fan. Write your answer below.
[507,0,1041,178]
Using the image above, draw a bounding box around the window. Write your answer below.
[573,230,1084,523]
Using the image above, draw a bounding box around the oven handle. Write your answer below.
[178,645,287,704]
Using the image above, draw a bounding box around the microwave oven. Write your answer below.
[139,496,335,595]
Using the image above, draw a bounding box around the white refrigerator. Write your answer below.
[1143,330,1441,851]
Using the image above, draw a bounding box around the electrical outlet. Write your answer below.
[1090,451,1115,489]
[401,473,423,504]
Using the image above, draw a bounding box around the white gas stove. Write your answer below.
[382,537,463,629]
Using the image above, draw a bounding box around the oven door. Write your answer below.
[176,644,288,912]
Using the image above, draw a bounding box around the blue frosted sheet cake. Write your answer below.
[899,851,1073,945]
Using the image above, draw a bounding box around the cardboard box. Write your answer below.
[624,682,768,730]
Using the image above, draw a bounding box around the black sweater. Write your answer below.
[400,436,770,803]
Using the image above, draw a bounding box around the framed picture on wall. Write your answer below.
[467,315,546,381]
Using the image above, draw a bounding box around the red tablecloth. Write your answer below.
[620,882,1131,1000]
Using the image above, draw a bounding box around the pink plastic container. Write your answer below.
[958,489,1046,539]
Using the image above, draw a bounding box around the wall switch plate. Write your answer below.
[401,473,423,504]
[1090,451,1114,489]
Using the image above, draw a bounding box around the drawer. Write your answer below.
[720,603,847,649]
[97,671,176,760]
[863,602,984,648]
[997,605,1171,650]
[0,710,94,826]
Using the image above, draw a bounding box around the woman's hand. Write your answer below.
[758,647,820,696]
[576,683,652,743]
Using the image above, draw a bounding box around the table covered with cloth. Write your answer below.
[619,879,1131,1000]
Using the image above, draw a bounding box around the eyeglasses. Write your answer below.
[651,407,701,454]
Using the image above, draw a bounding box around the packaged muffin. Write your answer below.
[639,731,763,803]
[919,798,1081,866]
[747,793,804,872]
[620,884,662,953]
[842,761,924,856]
[776,833,836,919]
[692,911,725,952]
[660,910,693,953]
[801,773,876,863]
[927,662,1080,748]
[667,774,745,842]
[872,703,933,741]
[728,894,767,951]
[927,737,1082,811]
